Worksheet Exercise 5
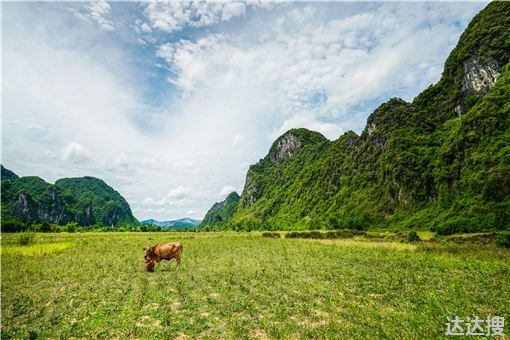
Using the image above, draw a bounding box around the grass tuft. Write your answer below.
[17,231,36,246]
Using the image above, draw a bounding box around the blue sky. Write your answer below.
[2,1,487,221]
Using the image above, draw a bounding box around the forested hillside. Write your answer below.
[203,2,510,233]
[201,192,240,228]
[1,166,138,230]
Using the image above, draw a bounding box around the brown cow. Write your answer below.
[144,242,183,270]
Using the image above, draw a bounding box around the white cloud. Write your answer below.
[143,197,167,206]
[232,133,244,147]
[89,1,114,31]
[218,185,236,197]
[71,0,115,31]
[115,153,130,169]
[141,156,157,168]
[62,142,90,164]
[157,35,226,92]
[156,3,483,139]
[143,1,246,33]
[167,185,194,200]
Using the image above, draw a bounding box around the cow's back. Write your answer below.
[155,242,182,260]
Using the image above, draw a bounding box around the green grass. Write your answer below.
[3,242,73,257]
[1,232,509,338]
[416,231,435,241]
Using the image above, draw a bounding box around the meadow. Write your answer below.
[1,232,509,338]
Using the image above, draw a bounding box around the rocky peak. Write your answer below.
[362,98,408,147]
[270,132,302,163]
[268,128,328,164]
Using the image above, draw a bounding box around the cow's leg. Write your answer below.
[175,253,181,270]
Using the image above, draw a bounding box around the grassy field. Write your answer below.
[1,232,509,338]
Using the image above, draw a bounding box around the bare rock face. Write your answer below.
[366,123,377,136]
[455,57,500,116]
[13,188,69,224]
[40,187,66,224]
[84,205,92,220]
[17,193,32,215]
[461,57,500,95]
[269,133,302,163]
[240,169,258,208]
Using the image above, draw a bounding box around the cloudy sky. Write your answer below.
[2,1,487,221]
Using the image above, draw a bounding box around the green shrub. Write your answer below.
[408,230,421,242]
[494,232,510,248]
[285,230,365,239]
[262,232,281,238]
[1,219,28,232]
[17,231,36,246]
[62,222,78,233]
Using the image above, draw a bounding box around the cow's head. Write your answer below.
[144,245,155,260]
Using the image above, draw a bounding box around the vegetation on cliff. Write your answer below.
[1,168,138,230]
[207,2,510,233]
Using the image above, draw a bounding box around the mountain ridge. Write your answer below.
[1,167,139,228]
[141,217,202,229]
[203,2,510,233]
[201,191,240,228]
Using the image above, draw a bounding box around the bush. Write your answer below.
[434,217,474,235]
[1,219,28,232]
[262,232,281,238]
[31,222,52,232]
[494,232,510,248]
[141,224,162,232]
[62,222,78,233]
[284,230,365,239]
[18,231,36,246]
[408,230,421,242]
[328,214,368,231]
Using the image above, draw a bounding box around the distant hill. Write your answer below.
[202,2,510,233]
[1,167,138,227]
[141,217,202,229]
[200,191,240,228]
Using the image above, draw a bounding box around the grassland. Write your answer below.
[1,232,509,338]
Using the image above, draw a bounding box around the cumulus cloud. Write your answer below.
[143,1,245,33]
[156,35,226,92]
[143,197,167,206]
[62,142,90,164]
[167,185,194,200]
[155,3,483,139]
[71,0,115,31]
